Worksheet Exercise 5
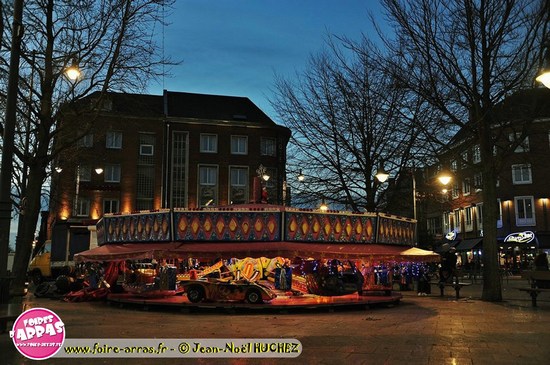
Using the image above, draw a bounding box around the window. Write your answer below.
[198,165,218,206]
[451,182,460,199]
[170,131,188,208]
[461,151,468,168]
[231,135,248,155]
[472,145,481,163]
[464,206,473,232]
[137,133,155,210]
[454,209,462,233]
[474,173,483,192]
[515,196,535,226]
[462,178,471,196]
[509,133,530,153]
[512,164,532,184]
[106,131,122,149]
[497,199,503,228]
[427,217,442,236]
[77,165,91,182]
[200,134,218,153]
[229,166,248,204]
[104,164,121,182]
[443,212,451,233]
[451,160,458,172]
[140,144,154,156]
[263,167,277,189]
[136,166,154,210]
[77,134,93,148]
[260,138,276,156]
[103,199,119,214]
[476,204,483,230]
[75,198,90,217]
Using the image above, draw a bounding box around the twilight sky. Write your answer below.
[146,0,385,122]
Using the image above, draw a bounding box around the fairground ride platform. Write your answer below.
[106,291,403,312]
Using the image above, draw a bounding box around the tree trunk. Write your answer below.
[11,164,47,294]
[479,120,502,301]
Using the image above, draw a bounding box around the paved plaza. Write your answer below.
[1,277,549,365]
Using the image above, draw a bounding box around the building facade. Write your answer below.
[46,90,291,247]
[419,87,550,272]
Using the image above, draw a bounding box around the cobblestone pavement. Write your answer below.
[1,276,549,365]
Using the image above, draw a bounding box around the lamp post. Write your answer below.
[376,165,418,244]
[256,164,270,203]
[543,198,548,232]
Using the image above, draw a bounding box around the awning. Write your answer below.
[435,240,460,253]
[400,247,440,260]
[455,238,483,252]
[74,242,182,262]
[75,242,439,263]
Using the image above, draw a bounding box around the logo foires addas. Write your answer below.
[10,307,65,360]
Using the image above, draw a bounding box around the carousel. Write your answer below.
[68,204,439,310]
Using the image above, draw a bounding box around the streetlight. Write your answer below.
[536,41,550,89]
[438,170,453,186]
[375,165,418,244]
[65,57,81,81]
[256,164,270,203]
[297,169,305,182]
[375,166,390,183]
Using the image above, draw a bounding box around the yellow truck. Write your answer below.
[28,224,97,284]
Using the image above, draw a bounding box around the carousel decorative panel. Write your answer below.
[284,211,377,243]
[174,209,282,242]
[376,215,416,246]
[100,211,172,243]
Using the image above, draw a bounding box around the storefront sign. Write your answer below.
[504,231,535,244]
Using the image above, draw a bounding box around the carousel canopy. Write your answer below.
[75,242,440,263]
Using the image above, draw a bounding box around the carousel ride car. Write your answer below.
[180,261,277,304]
[181,278,277,304]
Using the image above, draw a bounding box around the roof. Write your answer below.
[80,90,281,127]
[165,91,277,125]
[107,92,164,117]
[448,87,550,145]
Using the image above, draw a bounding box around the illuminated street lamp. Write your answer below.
[438,170,453,186]
[256,164,270,183]
[65,58,81,81]
[536,41,550,89]
[375,166,390,183]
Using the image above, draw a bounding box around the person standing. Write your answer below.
[534,252,549,271]
[439,247,458,284]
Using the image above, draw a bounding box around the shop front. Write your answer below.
[498,231,539,273]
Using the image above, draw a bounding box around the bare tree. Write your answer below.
[271,35,438,212]
[0,0,176,294]
[379,0,549,301]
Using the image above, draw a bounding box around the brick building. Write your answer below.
[46,90,290,248]
[418,87,550,271]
